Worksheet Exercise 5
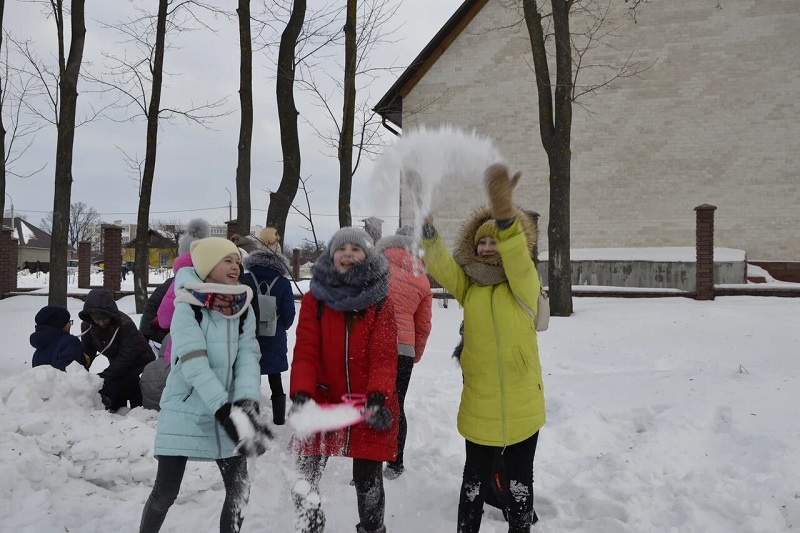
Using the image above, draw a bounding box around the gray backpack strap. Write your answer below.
[266,277,279,294]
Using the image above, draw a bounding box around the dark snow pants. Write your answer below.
[457,432,539,533]
[387,355,414,470]
[100,372,142,412]
[139,455,250,533]
[294,455,385,533]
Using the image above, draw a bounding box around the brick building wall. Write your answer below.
[400,0,800,261]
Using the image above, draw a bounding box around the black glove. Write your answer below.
[234,399,274,441]
[289,392,311,415]
[215,401,271,457]
[364,393,392,432]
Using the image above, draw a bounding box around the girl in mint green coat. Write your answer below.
[140,237,271,533]
[421,165,543,533]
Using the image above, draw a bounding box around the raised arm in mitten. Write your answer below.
[484,163,522,221]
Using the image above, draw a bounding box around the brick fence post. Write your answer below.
[0,227,18,298]
[78,241,92,289]
[103,224,123,294]
[292,248,300,280]
[694,204,717,301]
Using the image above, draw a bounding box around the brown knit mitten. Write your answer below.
[484,163,522,220]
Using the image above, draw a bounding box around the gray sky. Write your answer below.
[3,0,464,247]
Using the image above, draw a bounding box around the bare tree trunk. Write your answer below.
[235,0,252,235]
[268,0,306,240]
[49,0,86,307]
[338,0,357,228]
[133,0,167,313]
[0,0,6,222]
[523,0,573,316]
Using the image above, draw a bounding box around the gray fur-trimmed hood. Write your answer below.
[243,249,291,275]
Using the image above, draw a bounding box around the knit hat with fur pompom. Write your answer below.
[259,227,282,253]
[178,218,211,255]
[327,227,374,258]
[473,219,498,245]
[190,237,241,280]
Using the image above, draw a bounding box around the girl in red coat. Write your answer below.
[290,227,399,533]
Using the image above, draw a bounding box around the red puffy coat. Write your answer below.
[290,292,399,462]
[383,247,433,363]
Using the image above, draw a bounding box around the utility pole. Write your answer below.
[225,187,233,221]
[4,193,13,236]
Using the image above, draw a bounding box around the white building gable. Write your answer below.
[378,0,800,261]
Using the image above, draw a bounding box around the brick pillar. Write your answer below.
[292,248,300,280]
[694,204,717,301]
[102,224,123,294]
[226,220,238,239]
[0,227,18,298]
[78,241,92,289]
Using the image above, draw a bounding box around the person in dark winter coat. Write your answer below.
[290,227,399,533]
[241,227,296,425]
[140,340,171,411]
[139,237,269,533]
[30,305,85,371]
[139,274,178,412]
[140,277,172,344]
[80,289,155,412]
[420,164,543,533]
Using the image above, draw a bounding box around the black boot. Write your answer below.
[272,394,286,425]
[356,525,386,533]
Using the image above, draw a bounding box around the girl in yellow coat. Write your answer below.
[421,164,544,533]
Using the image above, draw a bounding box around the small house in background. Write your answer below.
[122,229,178,269]
[2,217,60,270]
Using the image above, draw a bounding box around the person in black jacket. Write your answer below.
[30,305,85,371]
[80,289,155,412]
[139,277,172,344]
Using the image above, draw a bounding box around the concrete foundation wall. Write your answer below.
[538,260,746,291]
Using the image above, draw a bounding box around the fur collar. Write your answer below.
[243,249,291,275]
[309,251,389,312]
[452,205,538,284]
[174,267,253,319]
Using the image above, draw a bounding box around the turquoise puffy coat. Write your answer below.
[153,267,261,460]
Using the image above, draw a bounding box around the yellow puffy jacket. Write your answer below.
[422,210,544,446]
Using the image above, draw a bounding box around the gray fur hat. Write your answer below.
[327,227,374,258]
[178,218,211,255]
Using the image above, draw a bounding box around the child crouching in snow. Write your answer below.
[139,237,271,533]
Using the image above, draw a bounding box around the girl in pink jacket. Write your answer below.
[376,229,433,479]
[157,219,210,364]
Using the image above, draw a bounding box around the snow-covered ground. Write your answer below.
[1,286,799,532]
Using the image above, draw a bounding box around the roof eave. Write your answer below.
[373,0,487,125]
